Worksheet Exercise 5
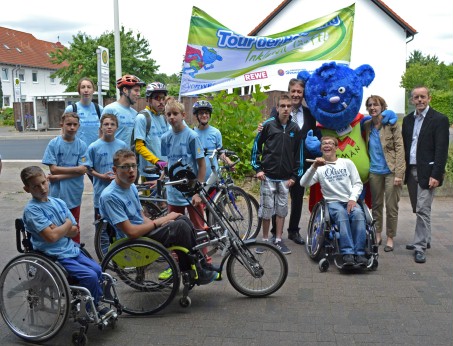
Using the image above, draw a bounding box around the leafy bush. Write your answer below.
[431,90,453,125]
[0,108,14,126]
[445,147,453,183]
[206,86,268,178]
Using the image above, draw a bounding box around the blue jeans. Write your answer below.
[327,201,366,255]
[58,251,103,305]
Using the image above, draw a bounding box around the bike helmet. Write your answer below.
[192,100,213,115]
[146,82,168,98]
[116,75,146,89]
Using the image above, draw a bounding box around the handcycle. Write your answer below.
[98,160,288,313]
[0,219,122,345]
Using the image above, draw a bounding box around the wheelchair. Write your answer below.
[0,219,122,345]
[305,200,379,272]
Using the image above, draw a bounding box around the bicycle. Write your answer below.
[99,160,288,313]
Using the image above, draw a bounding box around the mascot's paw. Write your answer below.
[305,130,322,156]
[382,109,397,125]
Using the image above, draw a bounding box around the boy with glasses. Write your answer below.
[251,95,303,255]
[99,149,218,284]
[300,136,367,266]
[133,82,169,182]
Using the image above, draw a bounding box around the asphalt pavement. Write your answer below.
[0,127,452,345]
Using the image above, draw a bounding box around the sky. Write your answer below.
[1,0,452,75]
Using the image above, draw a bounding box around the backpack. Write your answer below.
[130,110,152,160]
[72,102,101,119]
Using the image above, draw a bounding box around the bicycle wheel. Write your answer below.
[208,186,253,240]
[0,254,70,343]
[141,200,167,219]
[101,238,180,315]
[226,240,288,297]
[247,193,262,239]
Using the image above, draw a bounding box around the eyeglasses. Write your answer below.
[197,111,210,116]
[152,96,165,102]
[321,142,336,146]
[116,164,138,170]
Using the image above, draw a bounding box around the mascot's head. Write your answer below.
[297,62,374,130]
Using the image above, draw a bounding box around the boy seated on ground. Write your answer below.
[99,149,218,284]
[299,136,367,266]
[21,166,115,319]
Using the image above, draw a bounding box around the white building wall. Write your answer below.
[1,65,66,107]
[253,0,408,114]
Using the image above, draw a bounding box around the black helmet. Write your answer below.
[192,100,213,115]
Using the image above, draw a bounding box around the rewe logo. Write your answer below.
[244,71,268,81]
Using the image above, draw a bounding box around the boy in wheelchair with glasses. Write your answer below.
[20,165,116,320]
[300,136,368,267]
[99,149,219,284]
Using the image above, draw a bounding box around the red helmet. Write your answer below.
[116,75,146,89]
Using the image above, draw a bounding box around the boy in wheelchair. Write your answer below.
[99,149,219,284]
[20,166,116,320]
[300,136,368,266]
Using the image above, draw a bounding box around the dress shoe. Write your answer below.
[288,232,305,245]
[414,251,426,263]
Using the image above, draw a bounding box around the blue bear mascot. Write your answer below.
[297,62,396,209]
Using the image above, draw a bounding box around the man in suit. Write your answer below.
[402,85,449,263]
[267,78,318,245]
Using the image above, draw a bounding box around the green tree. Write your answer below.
[407,50,440,67]
[50,27,159,97]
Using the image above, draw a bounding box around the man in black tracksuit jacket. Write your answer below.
[251,94,303,254]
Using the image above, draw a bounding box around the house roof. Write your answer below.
[0,26,67,70]
[248,0,417,39]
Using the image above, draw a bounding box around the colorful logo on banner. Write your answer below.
[180,4,355,96]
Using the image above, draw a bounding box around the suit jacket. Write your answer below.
[401,107,449,189]
[270,105,318,173]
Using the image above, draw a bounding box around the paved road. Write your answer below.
[0,162,452,345]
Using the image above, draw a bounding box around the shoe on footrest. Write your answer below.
[196,268,219,285]
[355,255,368,266]
[342,254,355,266]
[158,267,173,280]
[97,304,115,320]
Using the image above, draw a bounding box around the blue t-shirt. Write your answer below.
[102,101,137,145]
[65,102,103,147]
[23,197,79,259]
[194,125,222,181]
[99,180,143,238]
[369,127,391,174]
[161,126,204,206]
[42,136,87,209]
[134,109,170,178]
[84,138,128,208]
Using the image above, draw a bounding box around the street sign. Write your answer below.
[14,78,21,100]
[98,46,110,90]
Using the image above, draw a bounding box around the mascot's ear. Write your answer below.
[355,64,375,87]
[297,70,310,83]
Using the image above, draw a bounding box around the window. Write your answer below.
[16,47,22,53]
[50,77,55,84]
[3,44,10,50]
[3,96,10,107]
[32,71,38,83]
[1,68,8,81]
[19,71,25,82]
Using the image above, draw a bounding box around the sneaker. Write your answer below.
[196,268,219,285]
[355,255,368,266]
[342,254,355,266]
[274,240,291,255]
[97,304,115,320]
[158,267,173,280]
[255,247,265,254]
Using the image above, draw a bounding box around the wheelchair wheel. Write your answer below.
[94,219,112,262]
[101,238,180,315]
[306,201,326,261]
[0,254,70,343]
[226,240,288,297]
[208,186,253,240]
